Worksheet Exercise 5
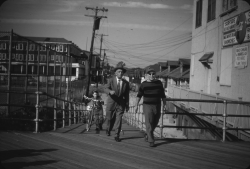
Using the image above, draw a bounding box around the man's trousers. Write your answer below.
[106,105,124,137]
[143,103,161,143]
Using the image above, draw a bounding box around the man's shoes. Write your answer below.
[106,130,110,136]
[144,133,148,142]
[114,136,121,142]
[149,142,156,147]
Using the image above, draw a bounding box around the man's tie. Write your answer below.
[117,80,121,96]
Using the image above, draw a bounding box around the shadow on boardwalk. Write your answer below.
[1,121,250,169]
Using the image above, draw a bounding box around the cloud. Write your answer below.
[0,18,189,31]
[102,1,174,9]
[53,1,84,13]
[0,18,92,26]
[102,22,189,31]
[180,4,193,10]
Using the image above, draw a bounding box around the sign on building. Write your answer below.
[235,46,248,68]
[223,9,250,47]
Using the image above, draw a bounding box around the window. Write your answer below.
[19,54,24,61]
[50,45,56,51]
[63,45,67,52]
[207,0,216,22]
[223,0,237,13]
[12,54,16,60]
[58,45,63,52]
[2,53,7,60]
[29,44,35,51]
[16,43,23,50]
[51,55,54,61]
[0,43,7,50]
[28,54,34,61]
[56,45,59,52]
[196,0,203,28]
[40,55,45,62]
[40,44,46,51]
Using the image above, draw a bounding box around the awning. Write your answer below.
[178,69,190,79]
[168,67,181,79]
[199,52,214,63]
[156,69,168,77]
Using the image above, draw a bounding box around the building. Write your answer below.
[190,0,250,99]
[0,33,85,83]
[166,0,250,141]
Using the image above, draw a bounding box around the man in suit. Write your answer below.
[104,62,130,142]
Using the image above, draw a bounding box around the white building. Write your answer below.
[190,0,250,101]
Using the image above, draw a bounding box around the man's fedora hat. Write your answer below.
[114,62,127,73]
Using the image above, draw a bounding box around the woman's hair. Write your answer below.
[92,90,99,95]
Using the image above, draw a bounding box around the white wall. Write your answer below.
[190,0,250,101]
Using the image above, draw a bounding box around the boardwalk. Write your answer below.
[1,121,250,169]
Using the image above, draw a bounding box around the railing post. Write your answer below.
[54,98,57,131]
[34,91,40,133]
[213,93,220,121]
[141,104,144,131]
[73,102,76,124]
[78,104,80,123]
[63,100,65,128]
[160,104,164,139]
[222,100,227,142]
[7,30,13,116]
[137,106,140,128]
[69,102,71,126]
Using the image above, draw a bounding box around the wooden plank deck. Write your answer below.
[1,121,250,169]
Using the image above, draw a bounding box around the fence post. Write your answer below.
[137,106,140,128]
[78,104,80,123]
[69,102,71,126]
[160,104,164,139]
[213,93,220,121]
[63,101,65,128]
[54,98,57,131]
[222,100,227,142]
[73,103,76,124]
[141,104,144,131]
[34,91,40,133]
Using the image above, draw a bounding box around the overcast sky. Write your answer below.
[0,0,193,68]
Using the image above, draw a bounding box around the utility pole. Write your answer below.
[84,6,108,97]
[95,34,108,88]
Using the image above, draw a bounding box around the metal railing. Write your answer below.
[0,90,88,133]
[124,98,250,142]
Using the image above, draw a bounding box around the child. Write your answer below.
[84,90,104,132]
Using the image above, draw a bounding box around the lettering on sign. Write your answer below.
[246,11,250,24]
[244,27,250,41]
[223,9,250,47]
[235,46,248,68]
[224,17,237,32]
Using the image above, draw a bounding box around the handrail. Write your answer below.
[0,90,87,133]
[124,98,250,142]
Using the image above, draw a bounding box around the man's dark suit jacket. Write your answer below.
[104,76,130,120]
